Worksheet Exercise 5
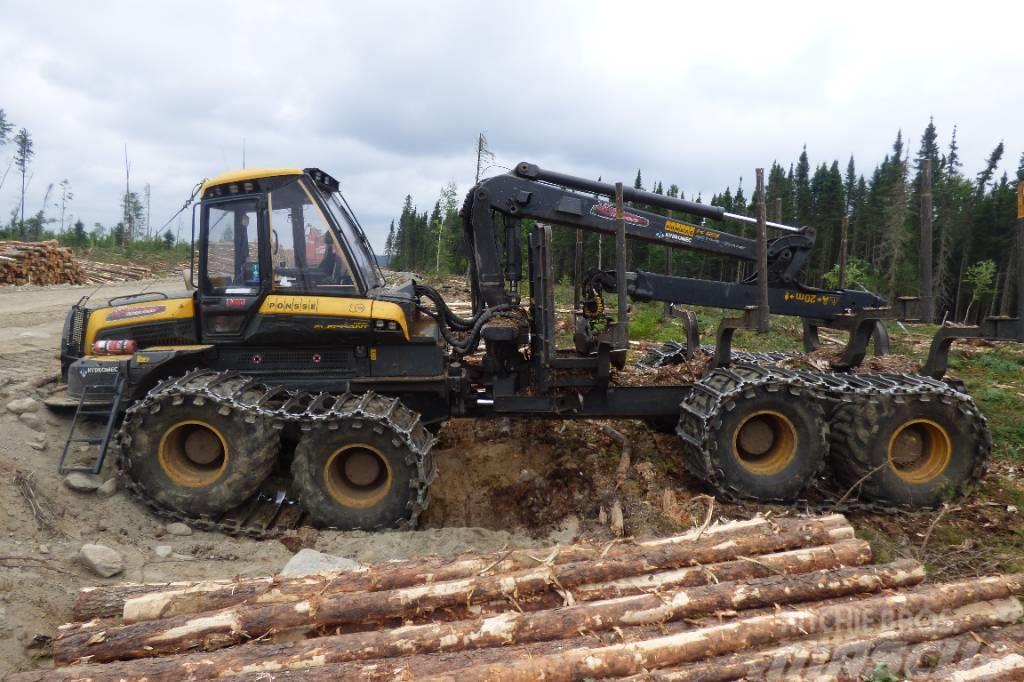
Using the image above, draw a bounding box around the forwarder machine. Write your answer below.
[52,164,1009,535]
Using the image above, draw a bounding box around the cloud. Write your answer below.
[0,0,1021,250]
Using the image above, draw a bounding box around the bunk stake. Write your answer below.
[755,168,769,332]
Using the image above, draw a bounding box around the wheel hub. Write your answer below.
[323,445,393,509]
[887,419,951,484]
[184,428,223,465]
[158,421,229,488]
[733,411,798,476]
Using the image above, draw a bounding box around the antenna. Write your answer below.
[242,138,246,169]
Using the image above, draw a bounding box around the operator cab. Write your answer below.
[198,167,383,299]
[194,168,401,340]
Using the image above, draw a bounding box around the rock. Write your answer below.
[28,435,47,451]
[79,544,124,578]
[38,544,49,555]
[279,548,361,577]
[19,412,43,430]
[165,522,193,536]
[155,545,174,559]
[64,472,102,493]
[6,397,39,415]
[547,514,580,545]
[96,478,118,498]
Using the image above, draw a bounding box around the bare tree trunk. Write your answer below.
[72,516,850,622]
[628,600,1024,681]
[74,538,863,633]
[51,520,849,664]
[413,574,1024,682]
[920,159,934,321]
[32,561,920,680]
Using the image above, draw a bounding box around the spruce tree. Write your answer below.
[384,220,396,259]
[13,128,33,235]
[0,109,11,148]
[794,147,812,225]
[844,157,857,213]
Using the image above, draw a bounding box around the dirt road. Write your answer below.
[0,278,184,381]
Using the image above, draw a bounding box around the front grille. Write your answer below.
[95,320,197,348]
[69,305,87,353]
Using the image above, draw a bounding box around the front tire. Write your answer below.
[120,398,280,516]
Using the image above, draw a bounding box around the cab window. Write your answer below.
[202,198,261,294]
[268,180,356,294]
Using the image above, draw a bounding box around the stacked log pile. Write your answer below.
[0,241,84,285]
[12,514,1024,681]
[0,241,153,286]
[77,259,152,284]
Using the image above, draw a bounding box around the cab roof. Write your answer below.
[200,168,304,196]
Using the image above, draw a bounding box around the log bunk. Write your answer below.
[12,514,1024,681]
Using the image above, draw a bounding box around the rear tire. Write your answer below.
[829,391,990,507]
[292,413,430,530]
[120,398,280,516]
[680,366,827,502]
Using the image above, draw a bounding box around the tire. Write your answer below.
[292,416,428,530]
[120,396,280,516]
[680,367,827,502]
[637,342,687,369]
[829,390,991,508]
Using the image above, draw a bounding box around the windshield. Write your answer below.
[319,191,383,289]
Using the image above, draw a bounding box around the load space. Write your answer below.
[52,164,1019,536]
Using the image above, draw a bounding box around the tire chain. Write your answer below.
[637,341,801,369]
[116,369,437,538]
[676,362,991,515]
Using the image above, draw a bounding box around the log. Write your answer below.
[35,559,918,680]
[52,519,847,664]
[118,533,866,627]
[630,602,1024,681]
[411,574,1024,681]
[927,652,1024,682]
[16,618,696,675]
[78,259,152,284]
[71,515,852,622]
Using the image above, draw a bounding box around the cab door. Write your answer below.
[197,195,270,341]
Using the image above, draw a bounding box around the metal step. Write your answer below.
[58,374,125,476]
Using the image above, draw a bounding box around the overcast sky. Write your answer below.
[1,1,1021,251]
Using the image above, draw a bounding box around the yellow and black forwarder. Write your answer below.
[54,164,1011,535]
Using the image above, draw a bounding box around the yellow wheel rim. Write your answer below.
[732,410,798,476]
[322,444,393,509]
[887,418,951,484]
[158,420,229,488]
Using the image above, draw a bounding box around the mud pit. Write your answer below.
[1,277,1023,675]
